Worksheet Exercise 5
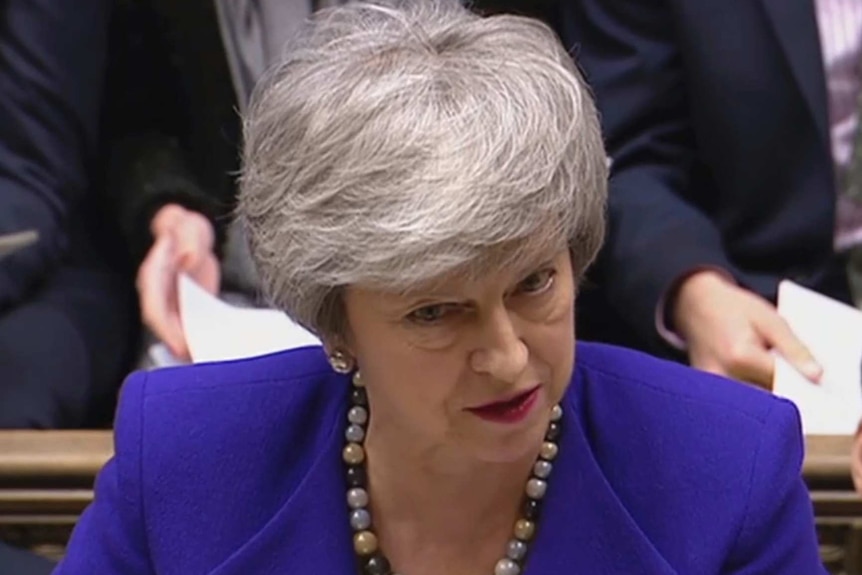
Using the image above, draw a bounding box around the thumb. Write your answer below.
[731,346,775,390]
[139,236,189,360]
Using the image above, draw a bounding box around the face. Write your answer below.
[340,249,576,464]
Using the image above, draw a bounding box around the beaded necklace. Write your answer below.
[341,371,562,575]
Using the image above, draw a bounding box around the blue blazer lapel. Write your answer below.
[526,404,679,574]
[208,400,357,575]
[760,0,830,146]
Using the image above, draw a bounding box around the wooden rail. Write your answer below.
[0,432,860,570]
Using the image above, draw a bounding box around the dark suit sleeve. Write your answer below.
[559,0,736,347]
[107,133,225,267]
[723,399,825,573]
[103,2,225,267]
[0,0,109,308]
[55,372,154,575]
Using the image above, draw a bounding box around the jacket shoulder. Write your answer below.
[106,346,347,572]
[572,343,808,567]
[118,346,342,476]
[137,345,331,394]
[575,342,789,424]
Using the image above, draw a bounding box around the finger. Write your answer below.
[156,256,191,361]
[195,254,221,295]
[138,237,188,358]
[695,333,774,389]
[164,309,191,360]
[689,354,770,390]
[688,355,730,379]
[137,236,173,326]
[757,313,822,382]
[173,217,214,267]
[726,346,774,390]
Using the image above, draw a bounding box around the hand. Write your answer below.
[672,271,821,389]
[136,204,220,359]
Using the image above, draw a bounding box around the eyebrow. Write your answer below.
[509,258,556,281]
[400,258,558,303]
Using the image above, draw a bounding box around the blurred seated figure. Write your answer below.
[106,0,551,363]
[57,3,823,573]
[108,0,389,362]
[558,0,862,390]
[0,0,137,428]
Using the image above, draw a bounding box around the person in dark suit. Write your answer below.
[0,0,137,427]
[55,3,823,573]
[558,0,862,389]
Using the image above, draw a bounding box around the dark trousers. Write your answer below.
[0,542,54,575]
[0,264,137,428]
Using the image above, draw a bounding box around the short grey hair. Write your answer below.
[239,0,607,338]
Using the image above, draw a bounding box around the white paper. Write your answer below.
[773,280,862,435]
[178,274,321,363]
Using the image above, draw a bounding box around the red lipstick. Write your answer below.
[467,386,540,424]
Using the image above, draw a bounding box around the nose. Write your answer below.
[469,307,528,383]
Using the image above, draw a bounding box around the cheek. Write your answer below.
[399,324,461,351]
[359,341,465,419]
[527,296,575,386]
[535,332,575,405]
[535,325,574,372]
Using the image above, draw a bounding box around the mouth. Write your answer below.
[466,385,541,424]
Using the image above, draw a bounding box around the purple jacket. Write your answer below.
[55,342,825,574]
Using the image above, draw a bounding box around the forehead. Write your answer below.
[389,244,571,300]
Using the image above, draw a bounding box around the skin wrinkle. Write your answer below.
[336,249,576,573]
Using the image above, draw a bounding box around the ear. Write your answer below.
[323,318,358,359]
[322,334,351,358]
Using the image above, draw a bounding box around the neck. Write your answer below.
[363,420,539,558]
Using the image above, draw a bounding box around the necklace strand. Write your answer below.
[342,371,562,575]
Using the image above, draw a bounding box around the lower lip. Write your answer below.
[468,387,540,424]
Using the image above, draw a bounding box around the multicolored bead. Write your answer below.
[347,487,369,510]
[513,519,536,541]
[343,443,365,465]
[539,441,558,461]
[494,558,521,575]
[353,531,379,555]
[343,370,560,575]
[350,509,372,531]
[525,478,547,500]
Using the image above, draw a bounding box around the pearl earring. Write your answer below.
[328,349,354,374]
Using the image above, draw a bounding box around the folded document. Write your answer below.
[178,274,321,363]
[773,281,862,435]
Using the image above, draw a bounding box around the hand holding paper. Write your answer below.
[673,270,821,388]
[137,205,220,359]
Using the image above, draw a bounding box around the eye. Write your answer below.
[516,268,556,295]
[407,303,457,324]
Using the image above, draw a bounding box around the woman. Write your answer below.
[55,2,824,573]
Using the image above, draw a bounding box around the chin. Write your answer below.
[471,408,552,464]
